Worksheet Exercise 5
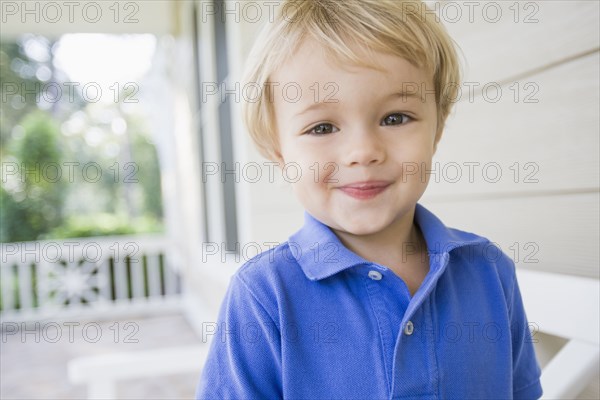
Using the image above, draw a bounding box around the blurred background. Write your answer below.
[1,1,598,399]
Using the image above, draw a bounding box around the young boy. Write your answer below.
[196,1,543,399]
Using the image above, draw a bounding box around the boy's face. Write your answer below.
[271,39,440,237]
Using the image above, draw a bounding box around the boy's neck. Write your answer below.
[331,206,428,270]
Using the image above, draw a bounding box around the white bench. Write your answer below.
[68,345,208,399]
[516,269,600,399]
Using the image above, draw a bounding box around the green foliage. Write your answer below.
[2,111,65,242]
[130,128,163,220]
[17,110,63,166]
[1,186,33,242]
[45,213,163,239]
[0,39,51,151]
[1,35,164,243]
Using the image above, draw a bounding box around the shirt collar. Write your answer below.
[288,203,488,281]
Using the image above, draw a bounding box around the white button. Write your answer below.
[368,270,382,280]
[404,321,414,336]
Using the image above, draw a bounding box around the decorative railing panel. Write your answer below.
[0,234,181,322]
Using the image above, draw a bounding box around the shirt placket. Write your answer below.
[389,252,449,399]
[390,302,436,398]
[364,266,411,398]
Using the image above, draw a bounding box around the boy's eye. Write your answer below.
[381,113,411,126]
[307,123,338,135]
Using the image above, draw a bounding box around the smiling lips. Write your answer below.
[338,181,392,200]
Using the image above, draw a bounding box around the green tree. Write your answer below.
[130,125,163,220]
[1,34,163,242]
[0,36,60,153]
[1,111,65,242]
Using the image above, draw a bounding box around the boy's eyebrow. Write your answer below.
[388,90,425,102]
[294,101,334,118]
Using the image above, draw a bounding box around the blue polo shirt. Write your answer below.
[196,204,543,399]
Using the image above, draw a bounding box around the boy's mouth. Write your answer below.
[337,181,392,200]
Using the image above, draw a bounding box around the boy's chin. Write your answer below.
[328,205,417,237]
[333,215,394,237]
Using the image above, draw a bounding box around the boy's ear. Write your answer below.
[272,149,285,168]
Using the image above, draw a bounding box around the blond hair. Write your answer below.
[241,0,462,161]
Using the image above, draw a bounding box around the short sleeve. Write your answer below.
[195,274,282,400]
[509,269,544,400]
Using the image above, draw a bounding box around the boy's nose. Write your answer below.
[341,130,386,167]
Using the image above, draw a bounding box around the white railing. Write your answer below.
[0,234,182,323]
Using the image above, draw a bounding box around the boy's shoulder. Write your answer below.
[235,240,298,279]
[439,224,518,299]
[226,239,314,325]
[232,239,307,297]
